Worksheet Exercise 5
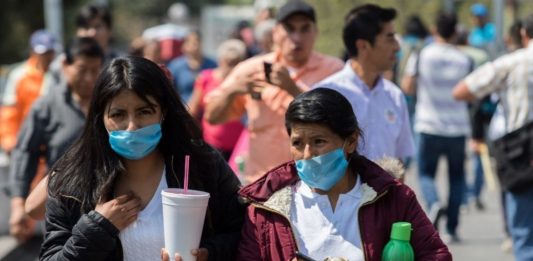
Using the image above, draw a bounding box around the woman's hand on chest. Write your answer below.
[95,193,142,230]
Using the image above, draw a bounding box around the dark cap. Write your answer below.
[276,1,316,23]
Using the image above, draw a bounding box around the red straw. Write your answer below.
[184,155,190,193]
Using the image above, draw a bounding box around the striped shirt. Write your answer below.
[406,42,472,136]
[465,42,533,133]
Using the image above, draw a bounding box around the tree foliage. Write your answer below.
[0,0,45,64]
[307,0,531,57]
[2,0,533,64]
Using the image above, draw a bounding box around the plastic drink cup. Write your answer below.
[162,188,210,261]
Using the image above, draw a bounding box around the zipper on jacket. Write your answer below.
[248,200,302,255]
[357,189,389,261]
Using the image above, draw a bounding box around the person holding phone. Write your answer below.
[204,1,343,184]
[263,61,272,84]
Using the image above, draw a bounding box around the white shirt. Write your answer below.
[119,171,167,261]
[465,42,533,133]
[317,62,415,160]
[289,177,364,261]
[405,42,472,136]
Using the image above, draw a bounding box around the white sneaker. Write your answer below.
[460,203,470,214]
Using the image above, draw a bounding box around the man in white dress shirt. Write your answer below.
[317,4,414,163]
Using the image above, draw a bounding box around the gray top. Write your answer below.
[9,82,86,198]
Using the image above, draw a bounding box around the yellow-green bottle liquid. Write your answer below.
[382,222,415,261]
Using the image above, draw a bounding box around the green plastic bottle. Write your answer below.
[234,155,246,185]
[235,155,245,176]
[381,222,415,261]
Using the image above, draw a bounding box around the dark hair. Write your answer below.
[456,29,469,46]
[65,37,104,64]
[343,4,397,58]
[285,88,362,142]
[76,4,112,29]
[523,14,533,38]
[48,56,212,212]
[509,20,523,47]
[405,15,429,39]
[436,12,457,39]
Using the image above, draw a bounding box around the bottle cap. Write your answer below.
[390,222,412,241]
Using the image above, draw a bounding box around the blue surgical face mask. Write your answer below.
[295,147,349,191]
[108,123,162,160]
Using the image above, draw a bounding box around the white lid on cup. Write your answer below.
[161,188,210,207]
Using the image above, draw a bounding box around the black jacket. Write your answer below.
[468,94,497,140]
[40,149,245,261]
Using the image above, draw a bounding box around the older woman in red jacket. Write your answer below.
[237,88,451,261]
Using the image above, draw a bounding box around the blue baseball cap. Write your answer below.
[30,30,57,54]
[471,3,488,17]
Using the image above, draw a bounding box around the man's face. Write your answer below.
[472,15,485,27]
[36,50,55,71]
[275,14,317,67]
[63,56,102,100]
[182,33,201,57]
[76,17,111,51]
[366,21,399,72]
[143,41,162,64]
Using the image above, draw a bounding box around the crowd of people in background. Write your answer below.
[1,0,533,260]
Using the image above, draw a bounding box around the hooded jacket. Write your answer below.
[237,156,452,261]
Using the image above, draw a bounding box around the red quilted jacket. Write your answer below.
[236,156,452,261]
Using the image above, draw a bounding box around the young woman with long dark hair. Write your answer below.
[41,56,244,261]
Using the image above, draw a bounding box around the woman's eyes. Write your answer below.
[314,139,327,145]
[313,139,328,146]
[109,109,154,118]
[109,112,124,118]
[291,139,327,148]
[139,109,155,115]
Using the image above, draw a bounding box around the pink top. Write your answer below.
[196,69,244,151]
[205,52,343,184]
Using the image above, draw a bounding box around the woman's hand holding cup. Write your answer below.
[160,248,209,261]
